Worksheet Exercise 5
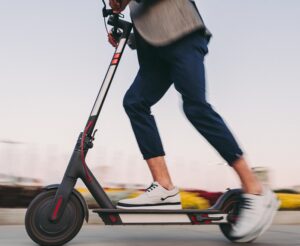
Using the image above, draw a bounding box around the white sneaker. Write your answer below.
[231,188,279,239]
[254,191,280,237]
[116,182,182,210]
[234,197,281,243]
[233,195,280,243]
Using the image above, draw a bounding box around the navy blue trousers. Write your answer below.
[123,29,243,165]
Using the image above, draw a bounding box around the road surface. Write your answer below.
[0,225,299,246]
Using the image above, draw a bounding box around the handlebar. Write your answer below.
[102,0,131,33]
[101,1,133,46]
[107,14,131,31]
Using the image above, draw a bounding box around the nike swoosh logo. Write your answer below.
[161,192,179,201]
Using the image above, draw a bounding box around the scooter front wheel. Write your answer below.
[25,189,84,246]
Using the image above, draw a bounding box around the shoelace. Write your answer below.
[146,183,159,192]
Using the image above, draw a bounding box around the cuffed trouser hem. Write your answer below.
[143,152,166,160]
[225,152,244,166]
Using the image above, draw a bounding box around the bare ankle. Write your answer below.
[232,157,263,195]
[156,181,174,191]
[244,183,263,195]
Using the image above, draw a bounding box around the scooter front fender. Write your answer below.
[43,184,89,222]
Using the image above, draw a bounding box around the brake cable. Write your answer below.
[102,0,109,34]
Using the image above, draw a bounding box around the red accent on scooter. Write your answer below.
[202,214,212,224]
[190,214,212,224]
[111,58,119,65]
[190,215,200,224]
[113,53,121,59]
[109,214,118,223]
[52,196,63,220]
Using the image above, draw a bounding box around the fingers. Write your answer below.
[109,0,129,13]
[109,0,121,11]
[108,33,118,47]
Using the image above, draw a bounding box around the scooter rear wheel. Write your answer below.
[219,195,258,243]
[25,189,84,246]
[219,195,241,242]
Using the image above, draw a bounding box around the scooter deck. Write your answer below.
[93,208,229,225]
[94,208,221,213]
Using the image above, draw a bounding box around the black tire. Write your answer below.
[219,195,241,242]
[25,189,84,246]
[219,195,258,243]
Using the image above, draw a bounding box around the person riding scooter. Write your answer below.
[108,0,279,239]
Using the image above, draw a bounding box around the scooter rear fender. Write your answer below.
[211,188,242,211]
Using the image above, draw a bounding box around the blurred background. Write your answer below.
[0,0,300,210]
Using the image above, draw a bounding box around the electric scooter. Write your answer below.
[25,2,261,245]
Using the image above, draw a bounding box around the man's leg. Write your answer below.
[162,31,278,236]
[123,68,175,190]
[122,28,176,191]
[117,30,181,209]
[119,65,181,209]
[162,31,261,193]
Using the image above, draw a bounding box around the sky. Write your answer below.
[0,0,300,190]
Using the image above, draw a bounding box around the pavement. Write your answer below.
[1,209,300,225]
[0,225,299,246]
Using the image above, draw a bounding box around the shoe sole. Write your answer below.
[233,197,280,243]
